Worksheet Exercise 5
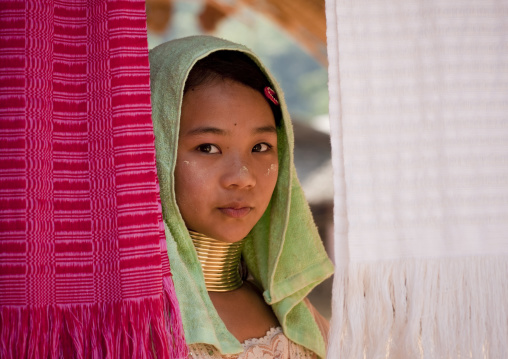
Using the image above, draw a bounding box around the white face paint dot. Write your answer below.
[183,161,190,165]
[240,166,248,173]
[265,163,278,176]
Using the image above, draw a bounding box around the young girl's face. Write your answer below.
[175,79,279,243]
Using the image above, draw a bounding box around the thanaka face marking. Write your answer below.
[265,163,278,176]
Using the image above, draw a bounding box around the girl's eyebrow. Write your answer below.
[185,127,226,136]
[254,125,277,134]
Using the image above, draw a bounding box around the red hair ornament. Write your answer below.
[264,86,279,106]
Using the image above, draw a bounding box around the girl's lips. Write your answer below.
[219,207,251,218]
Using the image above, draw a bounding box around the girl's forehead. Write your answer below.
[179,79,276,134]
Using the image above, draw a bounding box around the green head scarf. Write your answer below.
[149,35,334,358]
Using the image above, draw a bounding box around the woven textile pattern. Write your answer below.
[0,0,186,357]
[326,1,508,358]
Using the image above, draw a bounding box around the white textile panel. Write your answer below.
[326,0,508,357]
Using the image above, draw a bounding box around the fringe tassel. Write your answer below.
[328,256,508,359]
[162,275,188,358]
[0,285,188,359]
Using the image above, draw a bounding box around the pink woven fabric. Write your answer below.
[0,0,186,357]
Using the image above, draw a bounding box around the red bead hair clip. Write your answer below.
[264,87,279,106]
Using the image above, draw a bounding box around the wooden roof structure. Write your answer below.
[145,0,327,65]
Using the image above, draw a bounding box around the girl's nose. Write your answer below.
[219,155,256,189]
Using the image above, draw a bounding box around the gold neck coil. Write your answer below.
[189,230,245,292]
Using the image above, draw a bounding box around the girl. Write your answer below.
[150,36,334,358]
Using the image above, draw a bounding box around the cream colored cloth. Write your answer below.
[188,327,314,359]
[326,0,508,357]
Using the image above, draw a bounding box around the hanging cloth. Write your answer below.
[0,0,186,357]
[326,0,508,357]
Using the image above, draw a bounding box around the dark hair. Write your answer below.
[184,50,282,124]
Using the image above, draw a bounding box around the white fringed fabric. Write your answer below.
[325,1,508,358]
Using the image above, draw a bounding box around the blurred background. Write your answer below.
[145,0,334,318]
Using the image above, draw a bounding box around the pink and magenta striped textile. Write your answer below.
[0,0,186,357]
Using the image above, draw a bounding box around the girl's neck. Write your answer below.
[189,230,245,292]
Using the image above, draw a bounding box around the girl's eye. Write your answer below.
[197,144,220,154]
[252,143,272,153]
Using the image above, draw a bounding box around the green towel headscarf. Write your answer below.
[149,35,334,358]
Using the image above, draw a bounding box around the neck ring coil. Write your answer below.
[189,230,245,292]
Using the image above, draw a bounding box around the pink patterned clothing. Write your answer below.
[188,327,316,359]
[0,0,186,357]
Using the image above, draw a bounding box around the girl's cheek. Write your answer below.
[179,160,213,189]
[265,163,278,176]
